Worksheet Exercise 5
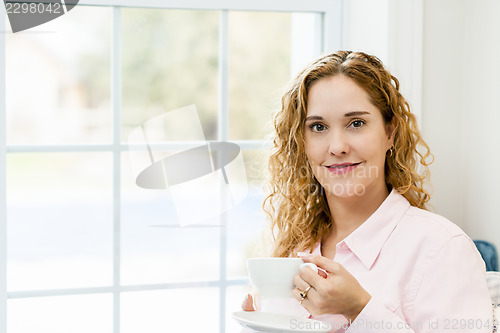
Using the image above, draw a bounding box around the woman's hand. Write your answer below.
[293,254,371,322]
[241,293,256,311]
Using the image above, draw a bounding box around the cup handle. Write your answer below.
[300,262,318,273]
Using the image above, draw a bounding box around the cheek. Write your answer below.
[304,142,322,163]
[357,131,389,156]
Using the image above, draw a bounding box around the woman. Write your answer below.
[242,51,492,332]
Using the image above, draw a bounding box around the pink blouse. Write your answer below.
[257,189,492,332]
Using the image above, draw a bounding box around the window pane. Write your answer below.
[227,150,268,278]
[226,285,252,332]
[7,153,113,291]
[8,294,112,333]
[121,288,219,333]
[228,11,291,141]
[121,152,220,285]
[290,13,322,75]
[228,12,319,141]
[5,6,112,144]
[121,9,219,142]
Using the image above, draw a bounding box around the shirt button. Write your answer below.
[338,242,348,250]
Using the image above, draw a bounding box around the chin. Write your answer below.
[322,181,367,199]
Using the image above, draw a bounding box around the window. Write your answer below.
[0,1,342,332]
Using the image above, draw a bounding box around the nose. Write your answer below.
[328,130,349,156]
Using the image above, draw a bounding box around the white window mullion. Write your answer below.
[290,12,324,78]
[218,9,229,333]
[77,0,334,13]
[4,140,271,153]
[7,277,249,300]
[6,144,115,153]
[0,7,7,333]
[218,10,230,143]
[315,12,324,55]
[112,6,122,333]
[323,0,344,52]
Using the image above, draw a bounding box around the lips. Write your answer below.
[325,162,362,174]
[327,162,362,169]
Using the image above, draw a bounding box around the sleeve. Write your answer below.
[347,235,493,333]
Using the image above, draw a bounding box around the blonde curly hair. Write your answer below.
[264,51,433,258]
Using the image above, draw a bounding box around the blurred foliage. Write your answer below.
[121,9,220,140]
[79,9,292,143]
[72,9,293,186]
[229,12,291,140]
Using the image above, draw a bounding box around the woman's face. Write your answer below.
[304,75,394,200]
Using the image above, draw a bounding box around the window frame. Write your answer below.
[0,1,343,332]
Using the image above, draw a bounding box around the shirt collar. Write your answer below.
[341,188,410,270]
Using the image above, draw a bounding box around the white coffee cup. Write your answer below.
[247,258,318,298]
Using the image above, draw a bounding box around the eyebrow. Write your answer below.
[345,111,370,117]
[305,111,371,122]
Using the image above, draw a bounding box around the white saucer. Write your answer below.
[232,311,331,333]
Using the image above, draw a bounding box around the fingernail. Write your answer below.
[297,251,310,258]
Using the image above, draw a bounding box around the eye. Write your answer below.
[309,123,327,132]
[349,119,366,129]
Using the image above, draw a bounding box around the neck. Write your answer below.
[326,183,390,239]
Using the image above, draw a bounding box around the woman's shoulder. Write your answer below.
[398,204,472,245]
[390,205,481,279]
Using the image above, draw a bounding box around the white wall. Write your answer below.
[422,0,500,250]
[344,0,423,120]
[421,0,466,224]
[346,0,500,250]
[343,0,390,63]
[460,0,500,246]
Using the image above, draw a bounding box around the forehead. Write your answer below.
[306,75,378,117]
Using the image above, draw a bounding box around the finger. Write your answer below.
[297,256,328,278]
[292,287,303,302]
[293,274,311,292]
[299,253,341,275]
[241,294,255,311]
[292,286,311,305]
[292,285,318,312]
[317,269,328,279]
[299,265,324,289]
[305,266,328,279]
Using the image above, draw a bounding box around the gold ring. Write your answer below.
[299,286,312,299]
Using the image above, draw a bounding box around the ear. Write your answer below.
[385,119,396,149]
